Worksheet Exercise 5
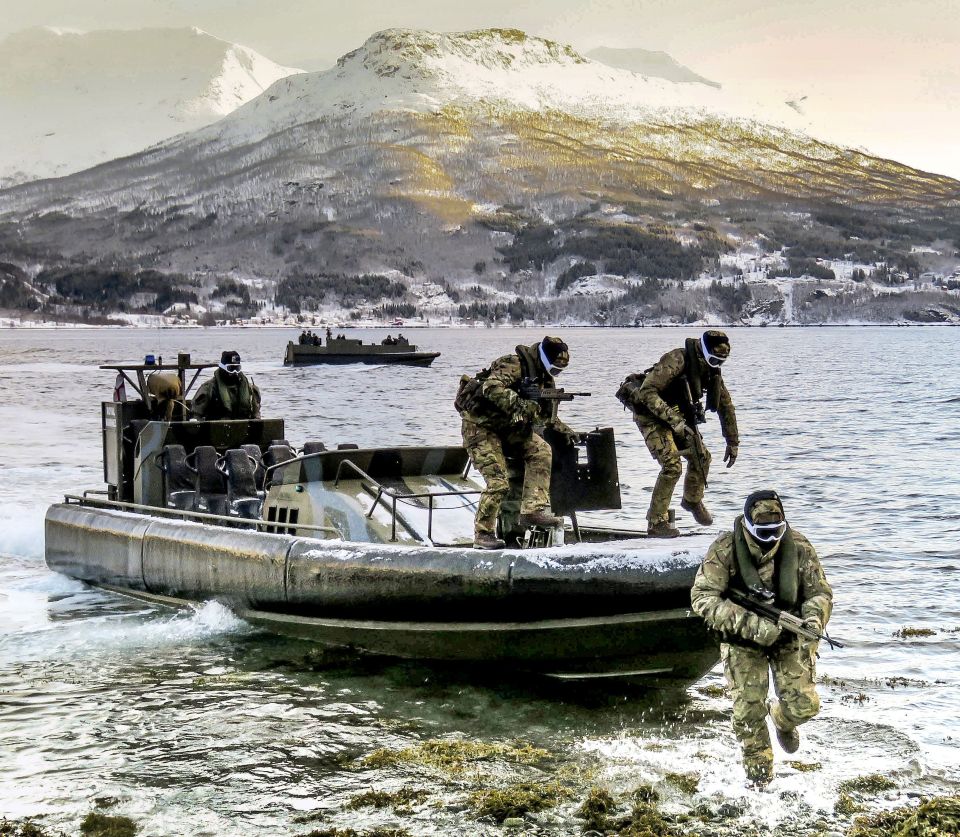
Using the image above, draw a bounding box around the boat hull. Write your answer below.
[45,502,719,683]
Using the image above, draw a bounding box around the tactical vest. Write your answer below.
[617,340,722,418]
[717,517,801,650]
[662,339,723,412]
[454,344,547,420]
[210,371,256,418]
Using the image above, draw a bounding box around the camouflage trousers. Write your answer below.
[462,419,552,537]
[635,413,710,524]
[722,642,820,781]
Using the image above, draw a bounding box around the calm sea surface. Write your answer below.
[1,326,958,835]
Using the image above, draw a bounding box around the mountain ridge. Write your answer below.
[0,25,303,185]
[0,27,958,326]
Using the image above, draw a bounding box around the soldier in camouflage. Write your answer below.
[624,330,739,537]
[691,490,833,786]
[192,350,262,421]
[456,337,573,550]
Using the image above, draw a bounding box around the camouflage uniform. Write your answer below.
[459,345,570,538]
[635,342,738,525]
[690,522,833,783]
[192,370,262,420]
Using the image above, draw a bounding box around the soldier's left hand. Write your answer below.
[723,444,738,468]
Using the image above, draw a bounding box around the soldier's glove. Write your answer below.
[800,616,823,648]
[747,614,782,647]
[723,444,739,468]
[514,398,541,424]
[673,423,697,450]
[549,419,579,446]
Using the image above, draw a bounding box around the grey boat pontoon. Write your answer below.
[45,354,718,684]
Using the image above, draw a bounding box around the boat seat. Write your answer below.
[220,448,265,520]
[188,445,228,516]
[157,444,195,511]
[302,441,327,455]
[337,443,359,450]
[263,444,296,488]
[241,444,266,491]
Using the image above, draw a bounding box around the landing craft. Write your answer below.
[285,331,440,366]
[44,354,719,685]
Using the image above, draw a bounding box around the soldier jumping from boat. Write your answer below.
[192,350,262,421]
[455,336,575,550]
[690,490,834,786]
[618,329,739,537]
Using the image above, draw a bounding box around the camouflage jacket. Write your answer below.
[636,347,739,445]
[191,370,261,420]
[463,348,572,434]
[690,527,833,646]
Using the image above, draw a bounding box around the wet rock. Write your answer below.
[78,813,136,837]
[0,818,66,837]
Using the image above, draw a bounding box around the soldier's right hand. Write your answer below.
[515,399,541,423]
[748,614,782,647]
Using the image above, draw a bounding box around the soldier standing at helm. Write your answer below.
[455,336,575,550]
[691,490,833,786]
[619,329,739,537]
[192,350,262,420]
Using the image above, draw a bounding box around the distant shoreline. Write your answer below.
[1,320,957,331]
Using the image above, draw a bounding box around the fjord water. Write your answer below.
[1,326,958,835]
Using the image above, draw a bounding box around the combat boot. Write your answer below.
[474,533,506,550]
[647,520,680,538]
[767,699,800,753]
[745,762,773,788]
[518,509,562,528]
[681,498,713,526]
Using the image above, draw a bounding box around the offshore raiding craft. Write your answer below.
[45,354,718,685]
[284,331,440,366]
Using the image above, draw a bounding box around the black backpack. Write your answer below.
[615,371,647,411]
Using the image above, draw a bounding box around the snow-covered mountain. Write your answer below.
[199,27,802,147]
[586,46,720,88]
[0,26,302,186]
[0,26,957,323]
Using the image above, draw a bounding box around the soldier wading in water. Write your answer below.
[455,337,574,550]
[618,329,739,537]
[691,490,833,786]
[192,350,262,421]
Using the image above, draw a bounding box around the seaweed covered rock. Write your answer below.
[848,796,960,837]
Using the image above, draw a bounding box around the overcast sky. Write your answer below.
[3,0,958,178]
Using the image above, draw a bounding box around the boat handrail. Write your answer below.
[332,458,481,543]
[64,493,341,538]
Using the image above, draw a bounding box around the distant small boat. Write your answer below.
[284,333,440,367]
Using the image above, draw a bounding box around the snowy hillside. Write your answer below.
[0,26,302,185]
[0,27,958,328]
[205,27,803,146]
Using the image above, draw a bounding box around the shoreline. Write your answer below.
[1,320,957,331]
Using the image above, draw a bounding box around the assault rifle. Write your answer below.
[727,587,844,651]
[680,378,710,485]
[519,378,591,423]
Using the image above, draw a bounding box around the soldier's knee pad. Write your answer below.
[660,456,682,480]
[784,691,820,724]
